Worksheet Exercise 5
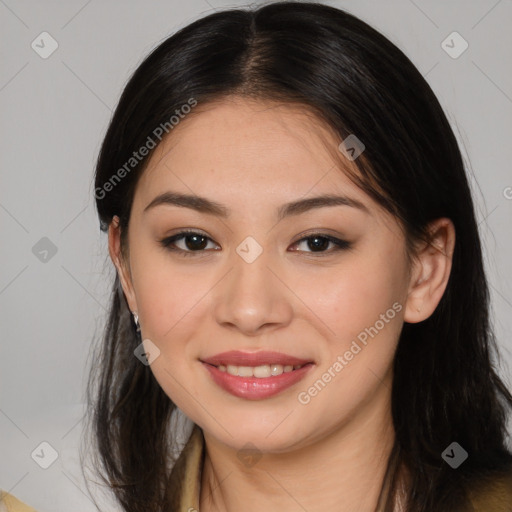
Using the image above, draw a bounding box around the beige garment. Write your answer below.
[0,491,37,512]
[167,423,204,511]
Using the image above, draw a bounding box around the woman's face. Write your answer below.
[112,96,415,452]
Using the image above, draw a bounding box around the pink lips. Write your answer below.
[200,350,315,400]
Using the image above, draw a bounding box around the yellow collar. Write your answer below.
[0,491,37,512]
[168,424,205,511]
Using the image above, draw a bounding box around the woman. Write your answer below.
[3,2,511,511]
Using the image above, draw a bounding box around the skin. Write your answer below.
[109,96,455,512]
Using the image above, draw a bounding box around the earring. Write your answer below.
[132,311,141,333]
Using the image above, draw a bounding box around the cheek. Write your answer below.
[298,249,405,398]
[130,242,212,341]
[302,252,404,345]
[297,274,402,424]
[130,253,211,409]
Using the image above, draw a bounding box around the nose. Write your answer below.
[213,248,293,336]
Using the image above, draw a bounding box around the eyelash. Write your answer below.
[159,230,351,257]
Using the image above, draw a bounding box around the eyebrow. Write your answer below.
[143,191,369,221]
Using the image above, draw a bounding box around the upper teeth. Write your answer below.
[218,364,304,378]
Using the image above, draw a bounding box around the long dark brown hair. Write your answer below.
[83,2,512,510]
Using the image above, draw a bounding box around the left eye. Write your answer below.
[159,231,351,256]
[291,235,351,253]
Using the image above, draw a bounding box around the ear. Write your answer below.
[404,218,456,323]
[108,215,138,314]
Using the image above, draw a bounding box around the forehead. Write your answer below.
[133,96,376,217]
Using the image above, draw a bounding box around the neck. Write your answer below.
[200,379,397,512]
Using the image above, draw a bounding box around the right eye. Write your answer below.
[159,230,220,256]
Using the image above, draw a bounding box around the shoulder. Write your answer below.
[0,491,37,512]
[467,468,512,511]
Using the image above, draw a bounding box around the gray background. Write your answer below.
[1,0,511,510]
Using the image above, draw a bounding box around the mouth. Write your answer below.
[200,350,315,400]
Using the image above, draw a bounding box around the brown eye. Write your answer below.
[305,236,330,252]
[181,233,208,251]
[291,234,351,254]
[160,231,219,256]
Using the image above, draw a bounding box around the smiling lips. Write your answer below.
[201,350,314,400]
